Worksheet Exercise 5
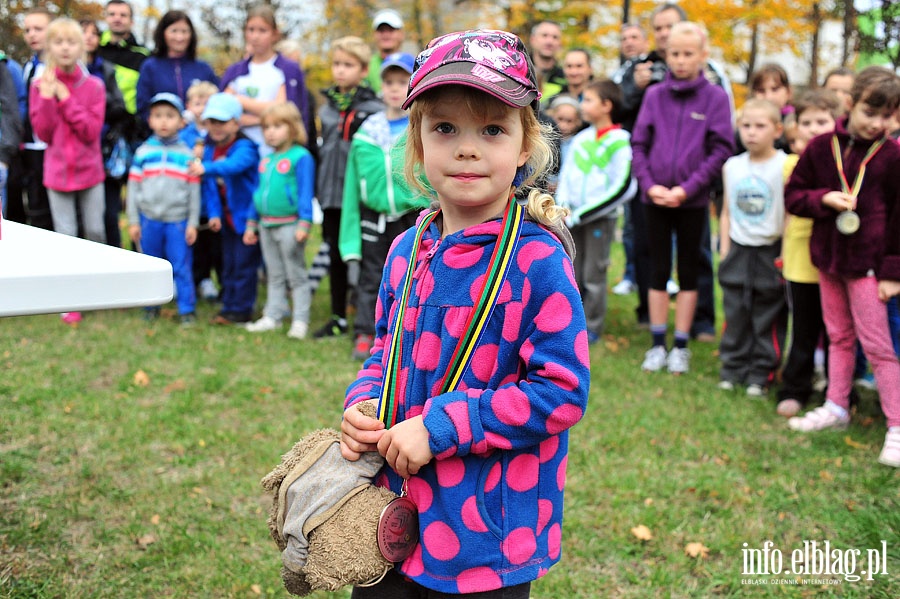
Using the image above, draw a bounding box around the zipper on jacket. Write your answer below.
[671,93,687,186]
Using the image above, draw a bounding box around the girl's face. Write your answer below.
[420,88,530,225]
[846,100,894,141]
[244,17,278,58]
[795,107,835,146]
[262,120,292,150]
[552,104,582,137]
[666,33,707,81]
[49,34,83,69]
[753,75,791,109]
[82,24,99,55]
[164,19,192,57]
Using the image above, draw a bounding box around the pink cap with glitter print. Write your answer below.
[402,29,541,112]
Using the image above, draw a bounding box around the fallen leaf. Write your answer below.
[844,500,856,512]
[777,512,786,521]
[604,339,619,352]
[631,524,653,541]
[259,386,273,395]
[64,405,72,413]
[685,542,709,558]
[819,470,834,481]
[844,436,866,449]
[136,533,157,549]
[198,439,206,447]
[133,370,150,387]
[250,584,262,595]
[644,498,654,506]
[164,379,187,393]
[150,514,160,525]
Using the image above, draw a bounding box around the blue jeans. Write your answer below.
[140,215,196,315]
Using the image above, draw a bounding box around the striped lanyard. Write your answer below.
[377,199,526,428]
[831,135,885,197]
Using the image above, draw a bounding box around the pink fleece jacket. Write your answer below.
[29,65,106,192]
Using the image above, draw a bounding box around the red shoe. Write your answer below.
[61,312,82,325]
[352,334,374,360]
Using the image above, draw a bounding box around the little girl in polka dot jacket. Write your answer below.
[340,30,590,598]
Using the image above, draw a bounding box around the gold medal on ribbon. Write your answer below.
[836,210,860,235]
[831,135,885,237]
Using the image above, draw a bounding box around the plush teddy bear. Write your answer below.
[261,403,398,596]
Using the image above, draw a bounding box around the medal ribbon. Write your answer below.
[377,199,525,428]
[831,135,885,197]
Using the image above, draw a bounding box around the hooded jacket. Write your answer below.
[29,65,106,192]
[345,211,590,593]
[338,112,430,261]
[0,55,23,165]
[631,71,734,209]
[785,117,900,281]
[315,85,383,211]
[200,133,260,234]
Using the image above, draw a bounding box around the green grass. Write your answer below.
[2,239,899,598]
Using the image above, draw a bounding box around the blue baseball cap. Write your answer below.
[150,92,184,114]
[201,93,243,122]
[380,52,415,76]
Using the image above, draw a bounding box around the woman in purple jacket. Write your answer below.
[135,10,218,124]
[631,22,734,375]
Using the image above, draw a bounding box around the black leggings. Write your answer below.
[644,203,707,292]
[351,568,531,599]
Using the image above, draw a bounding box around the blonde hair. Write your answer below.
[738,98,782,126]
[331,36,371,68]
[404,87,567,229]
[275,39,303,64]
[669,21,709,52]
[45,18,85,70]
[260,102,308,146]
[186,80,219,103]
[246,4,279,32]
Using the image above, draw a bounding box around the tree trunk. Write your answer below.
[842,0,854,66]
[810,2,820,87]
[747,22,759,84]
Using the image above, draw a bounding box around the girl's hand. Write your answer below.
[670,186,687,206]
[822,191,855,212]
[207,217,222,232]
[243,229,258,245]
[188,161,205,177]
[129,224,141,243]
[647,185,669,206]
[295,228,308,244]
[185,226,198,246]
[55,82,70,101]
[38,71,57,99]
[377,416,433,479]
[878,279,900,302]
[340,400,385,461]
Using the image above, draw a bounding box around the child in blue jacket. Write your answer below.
[188,93,260,324]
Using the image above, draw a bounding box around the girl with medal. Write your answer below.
[339,30,590,597]
[785,66,900,467]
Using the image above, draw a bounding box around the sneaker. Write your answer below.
[788,405,850,432]
[199,278,219,301]
[142,307,160,322]
[211,311,251,325]
[746,384,767,398]
[854,373,877,391]
[246,316,280,332]
[776,399,803,418]
[717,380,736,391]
[352,334,374,360]
[612,279,637,295]
[878,429,900,467]
[180,313,197,327]
[287,321,309,339]
[61,312,82,325]
[641,346,668,372]
[666,279,680,296]
[313,317,348,338]
[666,347,691,374]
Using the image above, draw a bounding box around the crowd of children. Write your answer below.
[4,4,900,471]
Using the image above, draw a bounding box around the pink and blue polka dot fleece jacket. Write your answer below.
[345,210,591,594]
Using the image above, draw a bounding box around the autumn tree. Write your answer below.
[1,0,103,62]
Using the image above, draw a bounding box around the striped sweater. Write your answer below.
[127,134,200,226]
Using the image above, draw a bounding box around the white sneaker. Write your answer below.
[746,384,767,398]
[199,278,218,301]
[717,380,735,391]
[787,404,850,432]
[642,346,668,372]
[287,321,308,339]
[245,316,280,332]
[666,279,680,295]
[666,347,690,374]
[878,428,900,467]
[612,279,637,295]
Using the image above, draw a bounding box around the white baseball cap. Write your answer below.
[373,8,403,30]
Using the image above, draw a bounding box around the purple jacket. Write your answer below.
[785,117,900,280]
[631,72,734,209]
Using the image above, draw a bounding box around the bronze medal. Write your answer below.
[376,496,419,562]
[836,210,860,235]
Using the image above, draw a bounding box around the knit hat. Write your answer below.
[403,29,541,112]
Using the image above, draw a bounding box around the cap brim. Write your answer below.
[201,111,235,121]
[403,63,537,110]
